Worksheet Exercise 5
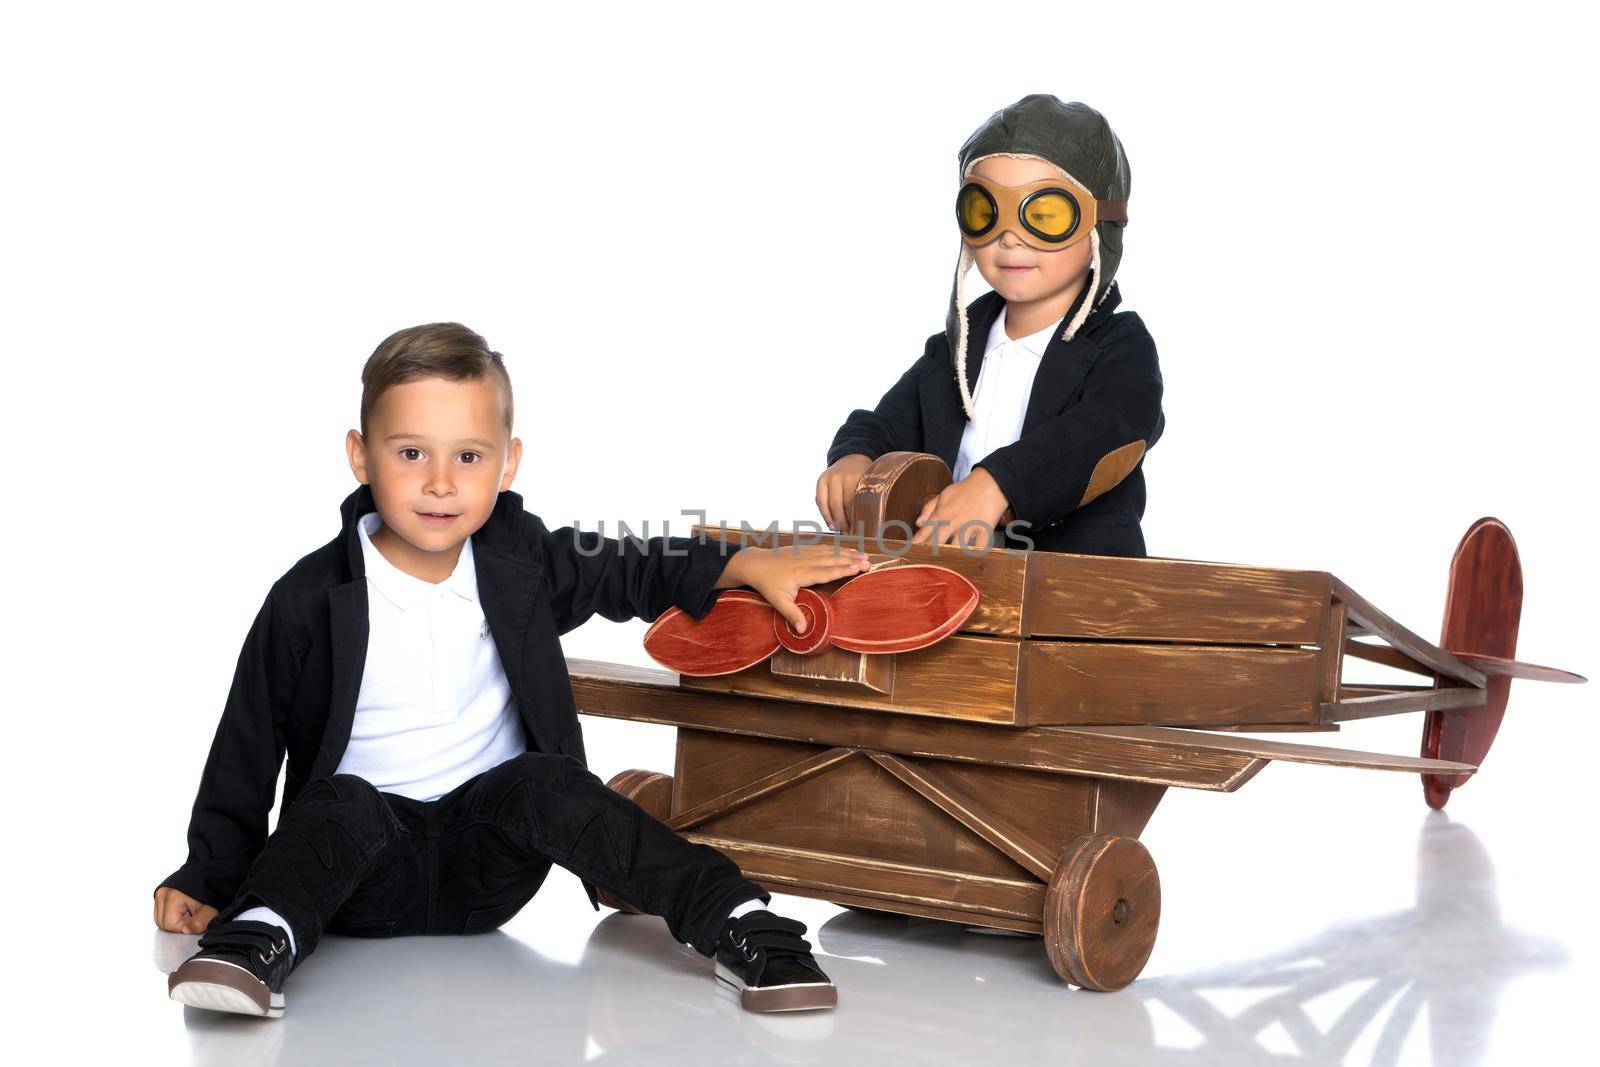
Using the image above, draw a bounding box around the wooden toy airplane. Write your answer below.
[567,452,1583,992]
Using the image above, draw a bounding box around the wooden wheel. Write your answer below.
[594,770,673,913]
[1043,834,1160,991]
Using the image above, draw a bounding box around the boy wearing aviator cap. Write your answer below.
[817,95,1165,555]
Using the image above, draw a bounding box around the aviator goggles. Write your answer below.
[955,175,1127,252]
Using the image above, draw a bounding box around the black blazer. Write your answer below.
[827,283,1165,556]
[160,484,740,909]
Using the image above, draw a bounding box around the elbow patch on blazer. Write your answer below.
[1078,441,1147,507]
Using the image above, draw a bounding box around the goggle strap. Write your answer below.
[1096,199,1128,223]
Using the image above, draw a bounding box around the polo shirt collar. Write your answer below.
[986,305,1060,360]
[357,511,480,611]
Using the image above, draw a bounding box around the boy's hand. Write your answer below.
[911,467,1011,548]
[815,454,872,532]
[716,545,871,632]
[154,885,218,934]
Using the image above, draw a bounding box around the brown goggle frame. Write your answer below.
[956,175,1128,251]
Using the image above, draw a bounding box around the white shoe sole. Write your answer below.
[168,958,285,1018]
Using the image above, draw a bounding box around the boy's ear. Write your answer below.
[500,437,522,492]
[346,429,370,485]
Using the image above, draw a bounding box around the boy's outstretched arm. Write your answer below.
[154,589,295,930]
[537,517,869,635]
[713,543,871,632]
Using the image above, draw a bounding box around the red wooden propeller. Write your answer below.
[644,564,981,677]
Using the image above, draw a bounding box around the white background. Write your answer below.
[2,2,1595,1063]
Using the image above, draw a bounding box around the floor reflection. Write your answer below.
[154,810,1565,1066]
[810,810,1568,1065]
[1127,811,1569,1065]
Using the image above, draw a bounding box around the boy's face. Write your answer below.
[346,375,522,554]
[965,154,1094,308]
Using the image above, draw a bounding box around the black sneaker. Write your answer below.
[715,910,837,1012]
[167,920,293,1018]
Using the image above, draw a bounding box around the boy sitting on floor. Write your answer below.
[157,322,860,1016]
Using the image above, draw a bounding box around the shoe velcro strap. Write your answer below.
[733,913,807,939]
[198,920,289,954]
[744,931,814,957]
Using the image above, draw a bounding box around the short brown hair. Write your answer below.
[360,322,514,438]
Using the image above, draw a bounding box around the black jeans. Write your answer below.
[214,753,766,961]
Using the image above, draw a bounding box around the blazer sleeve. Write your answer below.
[975,317,1165,530]
[158,587,298,908]
[536,517,745,635]
[825,337,939,465]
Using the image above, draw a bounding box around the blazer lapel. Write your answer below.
[1019,282,1123,431]
[1021,334,1099,431]
[310,490,376,779]
[927,291,1005,467]
[312,579,370,780]
[472,541,541,705]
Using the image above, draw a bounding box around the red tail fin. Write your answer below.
[1421,518,1522,808]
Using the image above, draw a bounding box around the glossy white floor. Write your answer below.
[116,704,1590,1067]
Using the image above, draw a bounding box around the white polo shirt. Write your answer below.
[951,307,1060,483]
[334,512,527,801]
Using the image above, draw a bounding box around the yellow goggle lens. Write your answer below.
[1023,192,1080,239]
[957,185,996,235]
